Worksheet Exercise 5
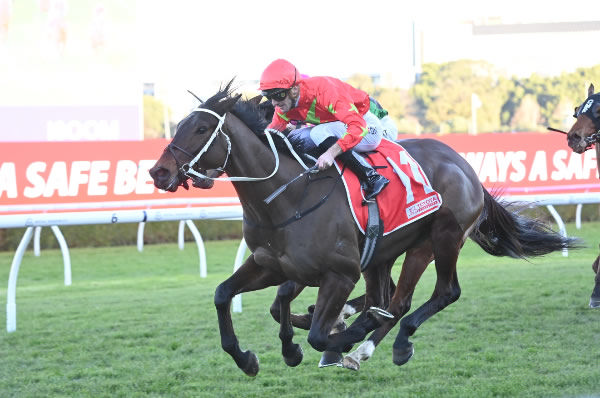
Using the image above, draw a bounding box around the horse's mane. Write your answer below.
[203,80,299,156]
[203,80,268,134]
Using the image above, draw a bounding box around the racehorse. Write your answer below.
[564,83,600,308]
[149,81,578,376]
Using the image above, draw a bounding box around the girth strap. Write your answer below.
[360,200,383,271]
[243,172,343,230]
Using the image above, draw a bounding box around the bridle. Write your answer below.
[165,106,319,208]
[574,93,600,150]
[164,104,342,225]
[167,107,282,182]
[550,93,600,151]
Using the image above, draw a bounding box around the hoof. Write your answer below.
[342,355,360,371]
[318,351,343,368]
[283,344,303,367]
[241,350,259,377]
[393,342,414,366]
[590,296,600,308]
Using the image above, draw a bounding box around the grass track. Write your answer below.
[1,222,600,397]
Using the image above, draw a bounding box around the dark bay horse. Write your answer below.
[150,82,578,376]
[565,83,600,308]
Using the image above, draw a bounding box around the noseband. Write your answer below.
[168,107,281,182]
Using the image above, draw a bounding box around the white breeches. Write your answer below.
[288,111,384,153]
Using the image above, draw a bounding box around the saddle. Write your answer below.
[334,139,443,268]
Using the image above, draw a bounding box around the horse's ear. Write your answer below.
[248,94,263,107]
[589,83,595,97]
[187,89,204,104]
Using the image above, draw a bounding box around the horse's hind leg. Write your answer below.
[272,281,304,366]
[214,255,286,376]
[342,244,433,371]
[393,209,464,366]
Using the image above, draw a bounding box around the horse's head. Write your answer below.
[567,83,600,154]
[149,81,242,192]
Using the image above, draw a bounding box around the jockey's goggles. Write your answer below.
[262,88,289,101]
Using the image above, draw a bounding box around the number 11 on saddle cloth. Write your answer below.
[335,139,443,236]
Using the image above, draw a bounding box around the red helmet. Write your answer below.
[259,59,300,92]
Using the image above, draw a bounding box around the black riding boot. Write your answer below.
[338,150,389,201]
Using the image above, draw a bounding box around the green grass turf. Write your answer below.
[1,222,599,397]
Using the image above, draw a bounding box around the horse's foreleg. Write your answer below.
[288,292,366,332]
[214,255,286,377]
[273,281,304,367]
[307,271,357,354]
[342,245,433,370]
[269,281,314,329]
[394,213,463,366]
[591,254,600,308]
[270,280,369,369]
[322,260,396,358]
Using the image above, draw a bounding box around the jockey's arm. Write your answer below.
[332,100,369,152]
[316,142,343,171]
[265,111,289,133]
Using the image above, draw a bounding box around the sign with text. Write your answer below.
[413,132,600,196]
[1,132,599,215]
[0,106,142,142]
[0,139,238,214]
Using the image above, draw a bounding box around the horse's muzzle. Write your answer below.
[149,166,181,191]
[567,134,587,154]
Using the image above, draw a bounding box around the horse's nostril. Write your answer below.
[567,134,579,144]
[149,166,169,181]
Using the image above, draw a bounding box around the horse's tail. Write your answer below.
[469,187,582,258]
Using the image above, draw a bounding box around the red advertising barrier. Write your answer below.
[0,139,239,214]
[414,132,600,196]
[1,132,599,215]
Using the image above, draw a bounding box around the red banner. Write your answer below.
[1,133,598,215]
[0,139,238,214]
[415,132,600,196]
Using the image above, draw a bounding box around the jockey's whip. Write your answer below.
[547,126,568,134]
[264,165,318,205]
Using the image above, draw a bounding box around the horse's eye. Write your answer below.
[573,106,579,118]
[197,126,208,134]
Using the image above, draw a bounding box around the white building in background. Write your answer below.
[415,19,600,83]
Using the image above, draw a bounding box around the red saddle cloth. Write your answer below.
[335,139,442,235]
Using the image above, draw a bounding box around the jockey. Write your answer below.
[260,58,389,201]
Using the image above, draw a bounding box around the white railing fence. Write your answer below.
[2,206,247,333]
[4,192,599,333]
